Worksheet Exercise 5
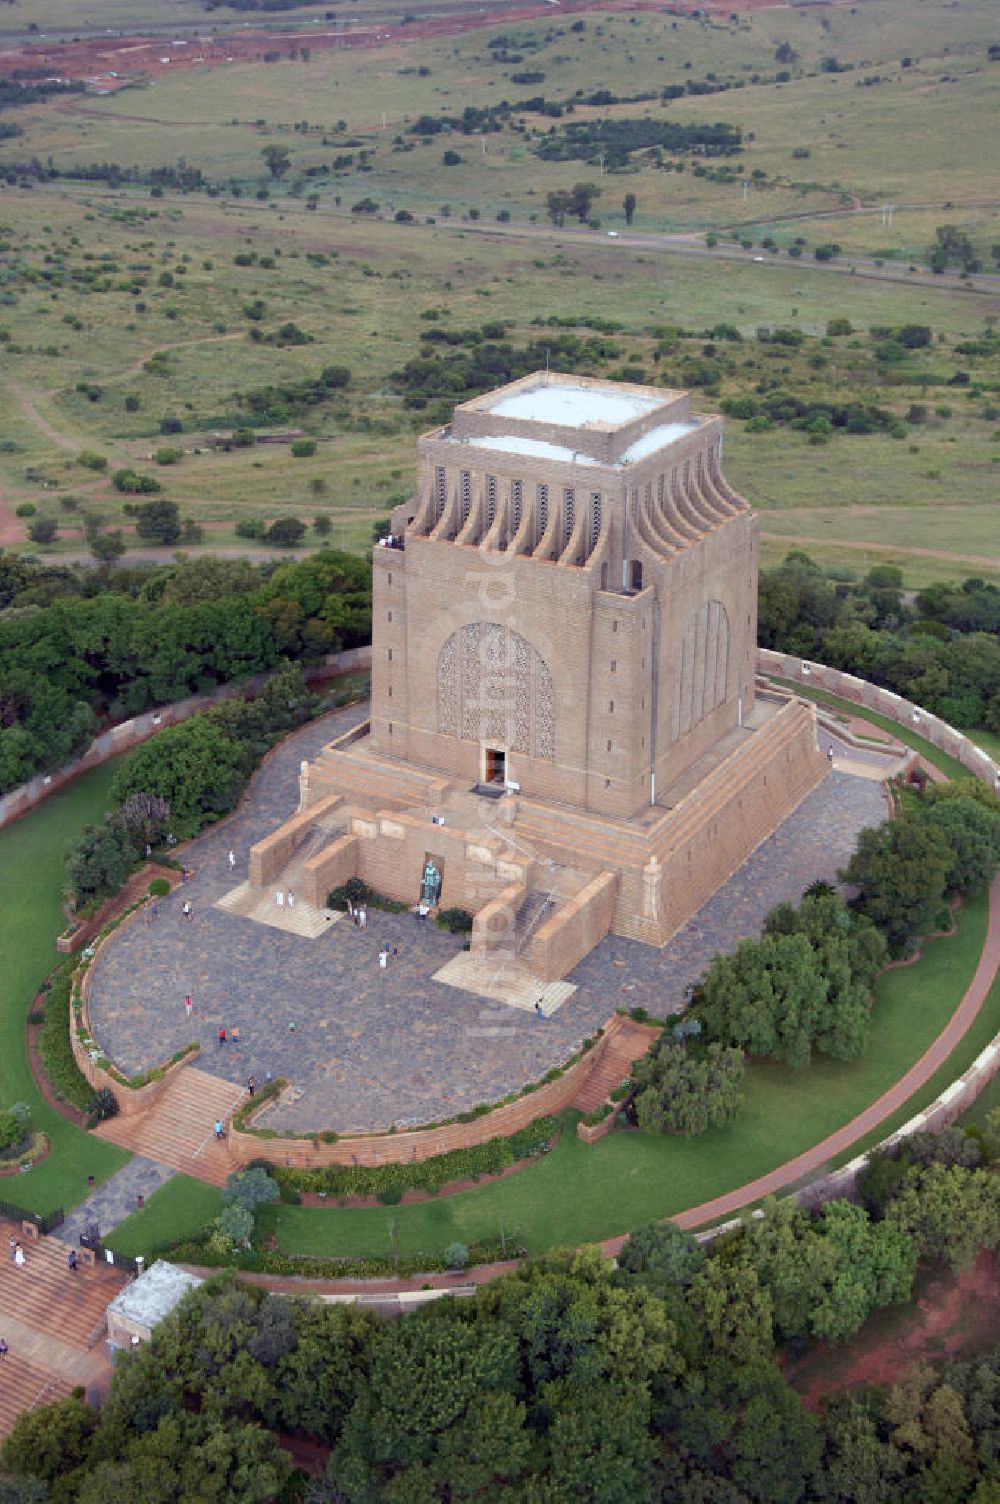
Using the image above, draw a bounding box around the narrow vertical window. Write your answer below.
[538,484,549,534]
[486,474,497,527]
[563,488,575,542]
[512,479,522,531]
[435,465,447,520]
[590,492,601,549]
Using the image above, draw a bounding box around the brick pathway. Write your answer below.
[86,708,889,1133]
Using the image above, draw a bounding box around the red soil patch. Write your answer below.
[789,1250,1000,1409]
[0,0,781,88]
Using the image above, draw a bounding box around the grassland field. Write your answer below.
[0,0,998,580]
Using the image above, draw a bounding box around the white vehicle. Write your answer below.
[752,255,765,262]
[607,230,620,238]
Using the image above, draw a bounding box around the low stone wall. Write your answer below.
[73,911,197,1118]
[471,882,526,957]
[577,1109,617,1144]
[0,647,372,833]
[300,833,358,909]
[527,871,618,983]
[231,1014,634,1168]
[248,795,341,888]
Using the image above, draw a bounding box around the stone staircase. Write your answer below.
[216,880,342,940]
[0,1353,73,1439]
[0,1220,127,1354]
[571,1019,659,1113]
[92,1066,245,1185]
[432,950,576,1015]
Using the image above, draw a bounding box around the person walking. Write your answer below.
[275,890,285,908]
[0,1338,8,1359]
[360,905,368,931]
[214,1120,224,1142]
[14,1244,25,1268]
[184,995,193,1019]
[8,1235,16,1264]
[534,1001,544,1020]
[228,849,236,870]
[287,890,295,910]
[218,1026,227,1048]
[378,947,388,972]
[247,1072,255,1097]
[67,1250,78,1273]
[230,1025,240,1046]
[181,900,192,922]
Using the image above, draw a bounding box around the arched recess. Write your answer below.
[670,599,730,742]
[436,624,555,760]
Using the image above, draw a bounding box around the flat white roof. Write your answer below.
[463,434,600,466]
[107,1261,203,1328]
[486,381,663,428]
[619,420,699,464]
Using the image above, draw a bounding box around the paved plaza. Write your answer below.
[86,706,890,1133]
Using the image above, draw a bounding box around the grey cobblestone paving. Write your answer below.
[58,1157,176,1247]
[87,707,889,1133]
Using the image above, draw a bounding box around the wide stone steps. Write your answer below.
[0,1353,73,1439]
[0,1220,127,1351]
[432,952,575,1015]
[571,1021,659,1113]
[93,1067,245,1186]
[216,880,341,940]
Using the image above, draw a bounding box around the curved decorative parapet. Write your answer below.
[756,648,1000,789]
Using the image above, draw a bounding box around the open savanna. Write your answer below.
[0,0,997,568]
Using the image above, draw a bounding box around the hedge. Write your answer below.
[38,967,93,1111]
[155,1236,522,1281]
[267,1116,559,1200]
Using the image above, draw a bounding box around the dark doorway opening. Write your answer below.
[485,747,506,785]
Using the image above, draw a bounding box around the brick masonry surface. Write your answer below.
[85,705,889,1133]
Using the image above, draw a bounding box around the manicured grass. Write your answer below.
[0,766,130,1215]
[105,1175,222,1258]
[763,677,975,781]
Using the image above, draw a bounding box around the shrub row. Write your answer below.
[38,967,93,1111]
[263,1115,559,1200]
[154,1236,521,1280]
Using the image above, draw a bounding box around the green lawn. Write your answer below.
[0,766,130,1215]
[105,1175,223,1257]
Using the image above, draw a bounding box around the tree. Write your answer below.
[0,1397,97,1484]
[89,529,127,563]
[261,145,291,180]
[617,1220,705,1296]
[623,192,637,225]
[886,1163,1000,1270]
[841,815,952,954]
[696,931,828,1067]
[135,498,181,545]
[110,716,250,832]
[224,1167,279,1213]
[26,518,57,545]
[922,795,1000,895]
[119,791,171,847]
[265,517,307,548]
[686,1259,774,1366]
[632,1039,745,1134]
[66,817,134,902]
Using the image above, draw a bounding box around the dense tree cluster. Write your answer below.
[694,887,886,1067]
[842,783,1000,954]
[6,1142,1000,1504]
[759,553,1000,731]
[535,117,742,166]
[0,551,371,793]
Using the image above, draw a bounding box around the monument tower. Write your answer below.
[252,373,827,995]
